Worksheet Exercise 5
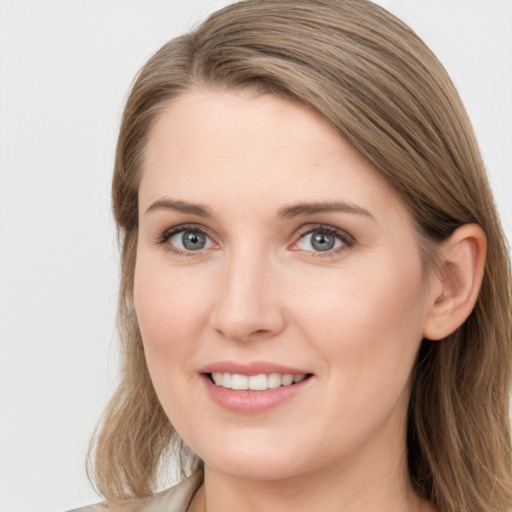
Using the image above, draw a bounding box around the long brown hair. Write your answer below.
[88,1,512,510]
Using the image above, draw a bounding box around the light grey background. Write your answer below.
[0,1,510,511]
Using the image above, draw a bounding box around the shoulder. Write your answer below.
[67,469,203,512]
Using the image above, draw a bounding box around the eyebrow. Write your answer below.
[278,201,373,219]
[145,198,373,220]
[145,198,214,217]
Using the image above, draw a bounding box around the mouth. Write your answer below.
[207,372,312,391]
[201,365,314,413]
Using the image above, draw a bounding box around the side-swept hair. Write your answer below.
[88,1,512,511]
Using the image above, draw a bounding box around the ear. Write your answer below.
[423,224,487,341]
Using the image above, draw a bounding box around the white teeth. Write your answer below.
[281,374,294,386]
[267,373,282,389]
[210,372,308,390]
[222,372,232,388]
[231,374,249,390]
[248,374,268,390]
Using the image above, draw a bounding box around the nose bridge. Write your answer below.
[210,242,284,341]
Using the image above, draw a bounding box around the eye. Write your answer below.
[293,225,353,254]
[160,226,216,254]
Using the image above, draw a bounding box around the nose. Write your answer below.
[209,249,286,342]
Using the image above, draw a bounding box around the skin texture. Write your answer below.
[134,90,452,512]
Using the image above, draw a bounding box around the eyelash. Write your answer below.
[156,223,355,257]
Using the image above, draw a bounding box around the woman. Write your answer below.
[77,1,512,511]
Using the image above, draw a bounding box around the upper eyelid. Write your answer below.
[294,223,354,240]
[162,223,212,237]
[159,222,350,235]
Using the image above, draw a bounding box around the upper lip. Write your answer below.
[199,361,310,376]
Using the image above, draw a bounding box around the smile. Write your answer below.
[203,370,314,414]
[211,372,307,390]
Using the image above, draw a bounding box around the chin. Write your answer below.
[203,448,308,482]
[184,426,314,481]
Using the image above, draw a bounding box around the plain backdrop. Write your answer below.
[0,1,510,511]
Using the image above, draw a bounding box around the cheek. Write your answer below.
[134,255,209,342]
[133,255,216,397]
[133,258,218,436]
[289,252,427,388]
[284,260,426,460]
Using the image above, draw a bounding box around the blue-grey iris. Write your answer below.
[182,231,206,250]
[311,232,335,251]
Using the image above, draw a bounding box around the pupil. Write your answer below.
[182,231,206,250]
[311,232,335,251]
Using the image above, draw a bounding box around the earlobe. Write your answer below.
[423,224,487,341]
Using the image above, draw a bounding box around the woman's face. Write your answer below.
[135,90,436,482]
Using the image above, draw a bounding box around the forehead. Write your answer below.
[139,89,407,224]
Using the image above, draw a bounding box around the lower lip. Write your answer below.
[202,374,312,414]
